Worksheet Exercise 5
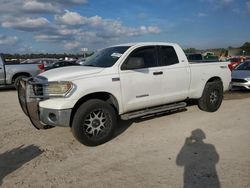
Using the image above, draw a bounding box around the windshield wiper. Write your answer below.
[82,64,96,67]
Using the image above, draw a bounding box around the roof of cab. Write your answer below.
[111,42,178,47]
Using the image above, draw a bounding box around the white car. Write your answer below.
[231,60,250,90]
[17,42,231,146]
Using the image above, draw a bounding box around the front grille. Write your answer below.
[232,79,247,83]
[32,84,44,96]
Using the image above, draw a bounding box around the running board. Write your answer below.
[121,102,187,120]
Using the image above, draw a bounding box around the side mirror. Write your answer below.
[122,57,145,70]
[0,57,4,66]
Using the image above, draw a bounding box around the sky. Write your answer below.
[0,0,249,53]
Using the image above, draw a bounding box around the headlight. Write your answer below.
[45,81,73,97]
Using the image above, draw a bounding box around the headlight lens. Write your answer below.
[45,81,73,96]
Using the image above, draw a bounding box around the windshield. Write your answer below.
[235,61,250,70]
[82,46,130,67]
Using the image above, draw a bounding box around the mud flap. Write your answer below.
[17,79,54,129]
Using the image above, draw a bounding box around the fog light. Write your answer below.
[49,113,57,122]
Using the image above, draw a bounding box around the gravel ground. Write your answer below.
[0,89,250,188]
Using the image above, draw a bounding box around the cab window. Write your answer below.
[121,46,157,70]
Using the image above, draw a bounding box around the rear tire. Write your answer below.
[198,81,223,112]
[71,99,117,146]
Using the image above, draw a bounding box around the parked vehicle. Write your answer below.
[203,55,219,62]
[76,58,87,65]
[45,60,79,71]
[21,58,58,70]
[228,57,241,71]
[186,53,203,62]
[186,53,220,63]
[17,42,231,146]
[231,60,250,90]
[0,55,44,88]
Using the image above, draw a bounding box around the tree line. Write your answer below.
[1,42,250,61]
[185,42,250,55]
[0,52,94,60]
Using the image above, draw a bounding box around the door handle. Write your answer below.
[153,71,163,75]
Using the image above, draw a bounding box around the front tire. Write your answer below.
[71,99,117,146]
[198,81,223,112]
[14,75,28,89]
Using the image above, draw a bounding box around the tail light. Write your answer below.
[38,64,45,71]
[228,63,233,71]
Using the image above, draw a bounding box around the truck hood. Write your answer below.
[39,66,104,81]
[232,70,250,79]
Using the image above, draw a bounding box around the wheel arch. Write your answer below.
[70,92,119,127]
[12,72,31,83]
[206,76,222,84]
[205,76,223,90]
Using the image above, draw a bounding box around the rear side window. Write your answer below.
[159,46,179,66]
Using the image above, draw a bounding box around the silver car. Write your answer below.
[231,60,250,90]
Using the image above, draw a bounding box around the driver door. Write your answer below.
[119,46,164,113]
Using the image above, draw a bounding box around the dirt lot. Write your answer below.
[0,89,250,188]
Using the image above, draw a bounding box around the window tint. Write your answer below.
[159,46,179,66]
[123,46,157,69]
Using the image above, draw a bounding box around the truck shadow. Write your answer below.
[224,90,250,100]
[0,145,43,186]
[113,108,187,139]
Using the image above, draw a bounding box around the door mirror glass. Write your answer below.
[122,57,145,70]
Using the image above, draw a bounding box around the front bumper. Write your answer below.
[17,78,71,129]
[230,81,250,90]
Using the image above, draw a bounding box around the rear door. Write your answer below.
[119,46,165,113]
[157,45,190,103]
[0,56,5,84]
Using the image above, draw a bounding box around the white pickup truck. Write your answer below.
[17,42,231,146]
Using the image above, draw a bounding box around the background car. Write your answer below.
[45,60,79,71]
[231,60,250,90]
[75,57,87,65]
[228,57,241,71]
[186,53,203,62]
[203,54,219,62]
[21,58,58,71]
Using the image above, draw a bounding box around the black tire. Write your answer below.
[198,81,223,112]
[14,75,28,89]
[71,99,117,146]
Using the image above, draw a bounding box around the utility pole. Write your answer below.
[81,48,88,58]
